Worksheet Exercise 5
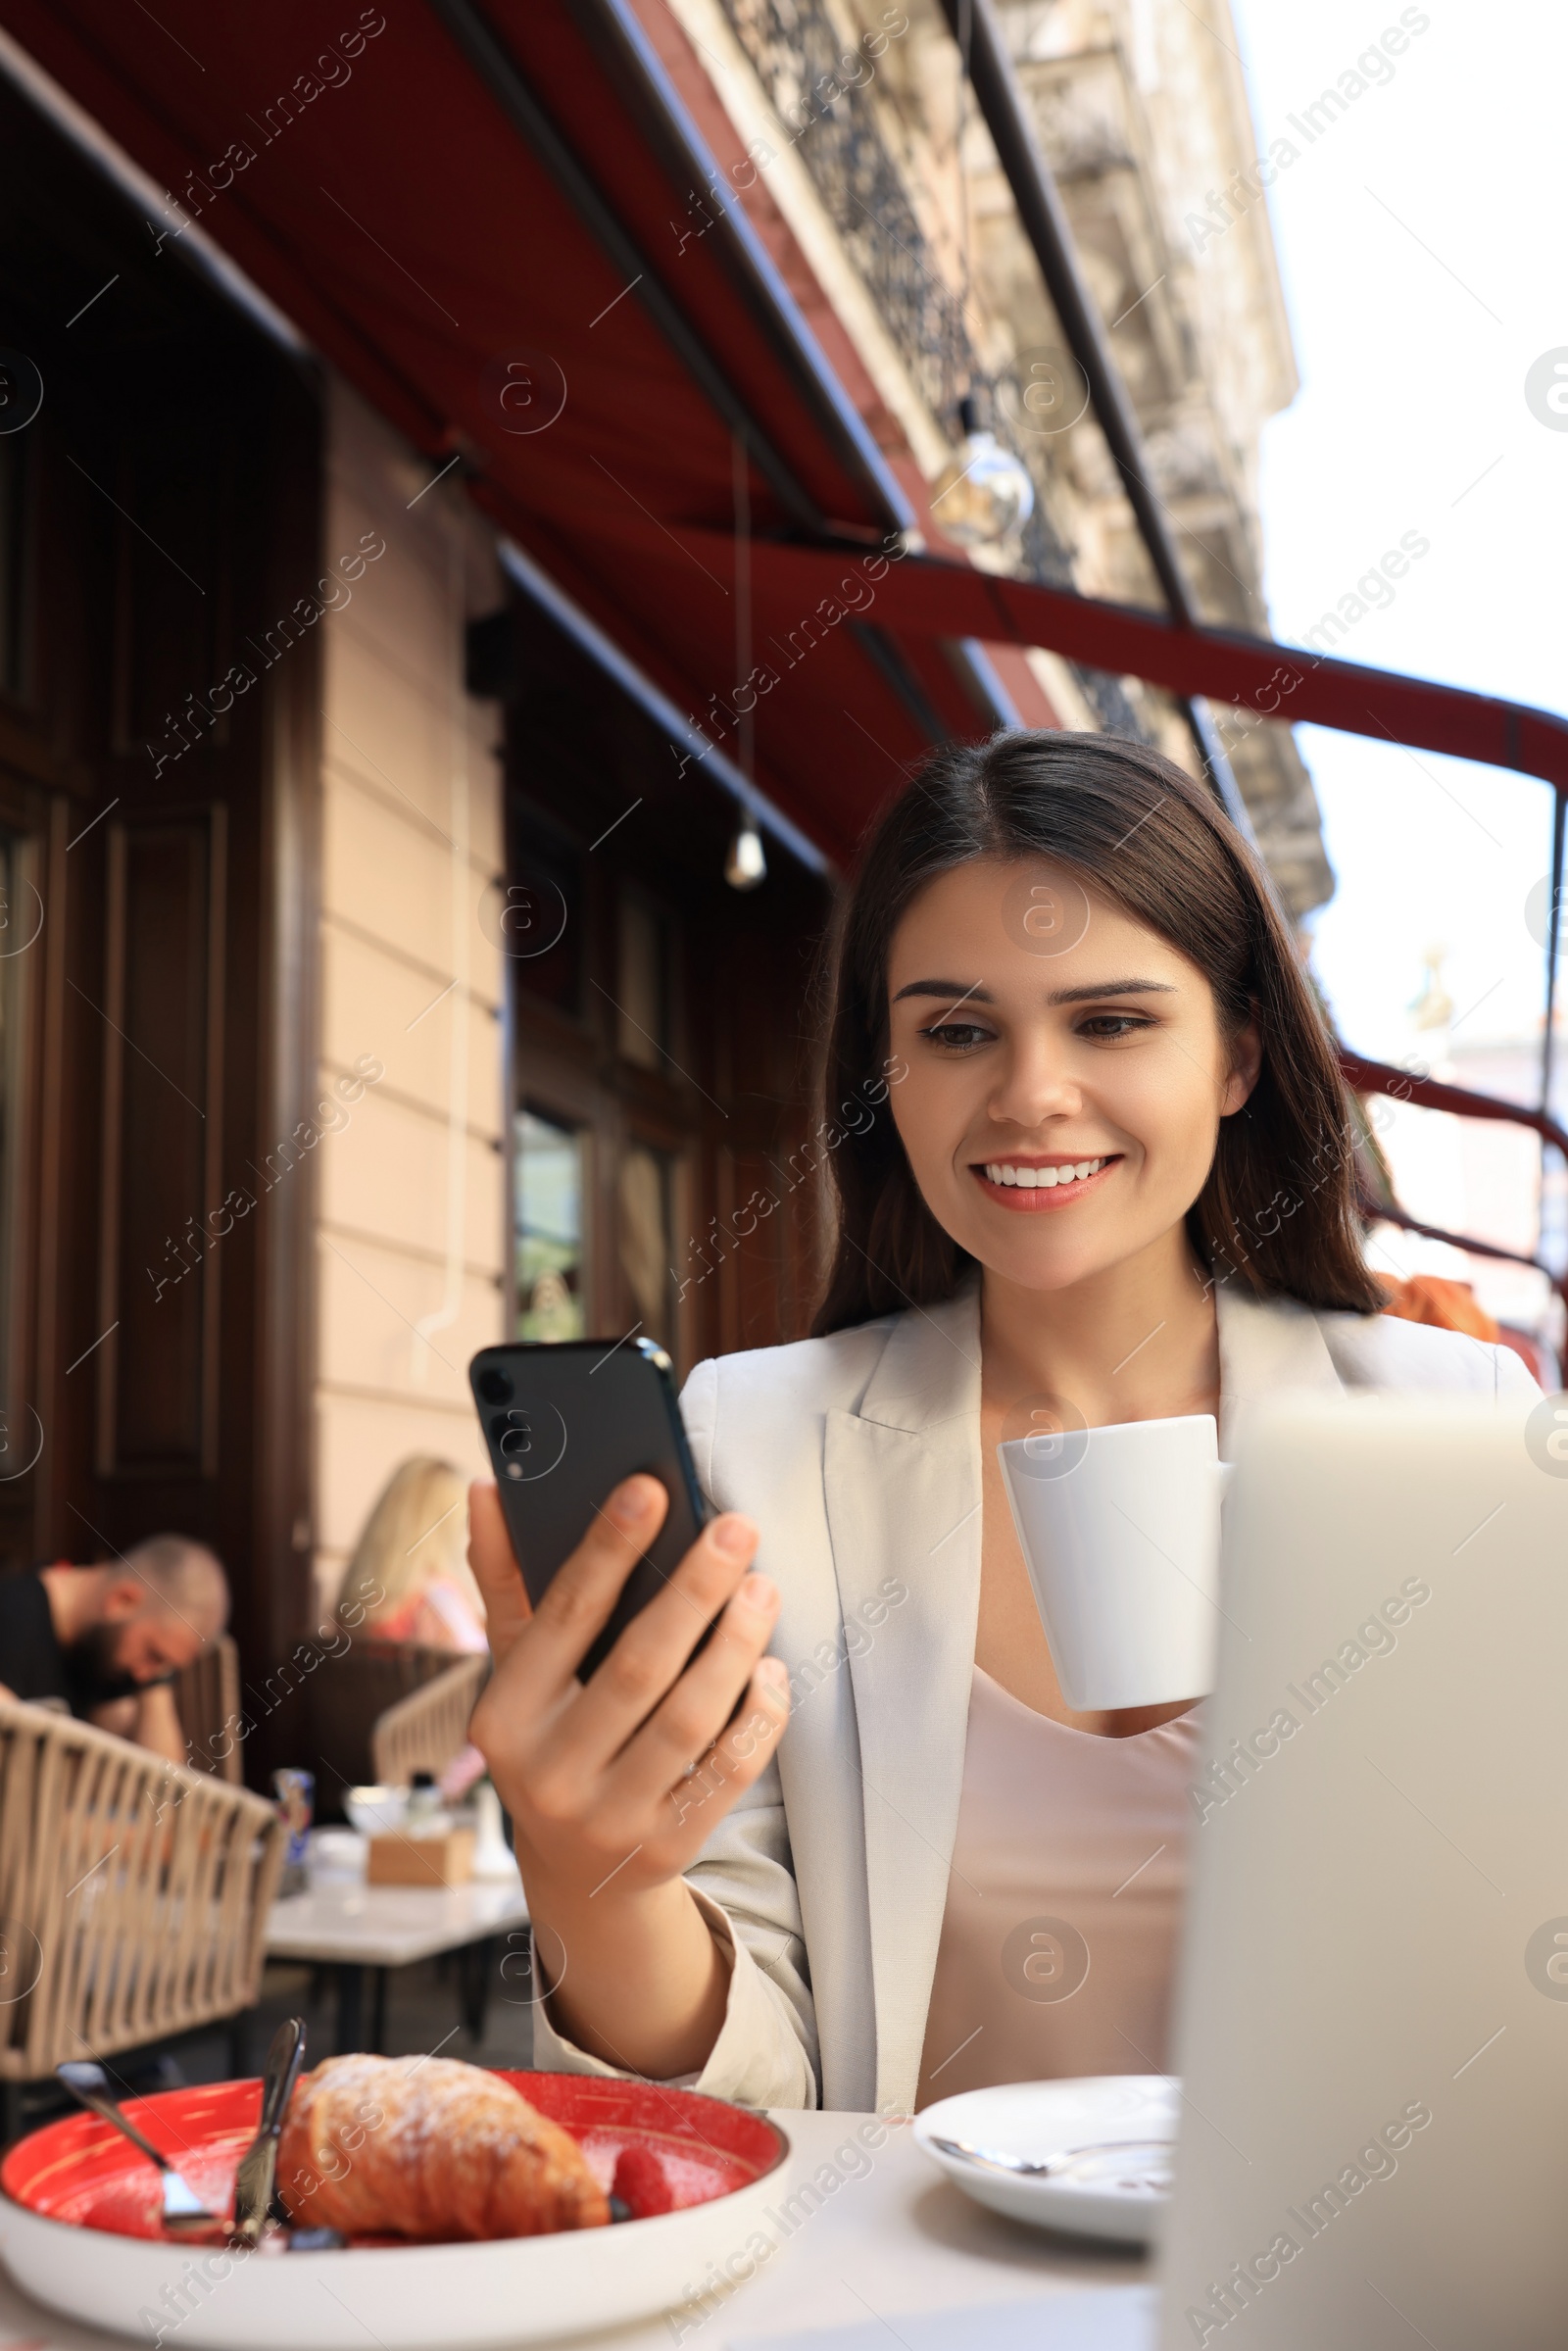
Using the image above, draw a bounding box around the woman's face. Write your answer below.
[886,857,1259,1295]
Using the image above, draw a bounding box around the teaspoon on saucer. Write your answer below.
[928,2133,1173,2191]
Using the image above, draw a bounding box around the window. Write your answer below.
[618,1141,675,1348]
[514,1107,587,1341]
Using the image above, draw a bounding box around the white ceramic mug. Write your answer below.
[997,1411,1225,1711]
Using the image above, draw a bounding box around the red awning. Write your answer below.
[6,0,1564,865]
[4,0,1004,862]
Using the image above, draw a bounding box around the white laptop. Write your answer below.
[1160,1393,1568,2348]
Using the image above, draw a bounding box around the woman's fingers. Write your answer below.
[657,1656,792,1845]
[471,1475,681,1816]
[467,1477,790,1888]
[606,1567,781,1804]
[466,1480,531,1665]
[564,1511,760,1763]
[494,1473,673,1709]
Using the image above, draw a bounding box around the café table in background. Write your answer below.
[265,1833,528,2053]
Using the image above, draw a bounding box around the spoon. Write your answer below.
[928,2133,1174,2190]
[56,2061,219,2237]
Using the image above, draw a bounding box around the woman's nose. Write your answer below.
[989,1040,1082,1130]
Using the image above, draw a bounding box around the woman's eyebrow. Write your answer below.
[891,978,995,1004]
[1048,978,1178,1004]
[891,976,1179,1006]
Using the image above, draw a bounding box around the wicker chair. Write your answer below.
[173,1632,243,1783]
[0,1699,286,2141]
[370,1654,490,1788]
[306,1641,466,1820]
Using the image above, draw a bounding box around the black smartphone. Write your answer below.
[469,1338,711,1682]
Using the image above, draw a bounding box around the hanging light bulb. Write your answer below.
[930,395,1036,549]
[725,812,766,891]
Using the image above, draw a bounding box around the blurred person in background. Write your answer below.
[0,1534,228,1764]
[335,1456,488,1651]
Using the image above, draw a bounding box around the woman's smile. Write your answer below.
[971,1152,1122,1209]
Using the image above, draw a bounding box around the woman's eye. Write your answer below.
[918,1021,993,1051]
[1077,1014,1151,1040]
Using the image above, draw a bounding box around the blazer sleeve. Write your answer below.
[1492,1344,1543,1403]
[1326,1310,1544,1404]
[530,1355,822,2107]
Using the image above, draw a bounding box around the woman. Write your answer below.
[468,732,1536,2117]
[337,1457,488,1652]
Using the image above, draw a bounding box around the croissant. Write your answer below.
[278,2053,611,2239]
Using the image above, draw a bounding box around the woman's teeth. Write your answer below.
[982,1156,1109,1189]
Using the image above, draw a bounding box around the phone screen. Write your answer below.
[469,1338,710,1682]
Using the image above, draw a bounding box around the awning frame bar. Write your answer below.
[496,533,833,877]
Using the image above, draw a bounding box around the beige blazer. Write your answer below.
[532,1282,1540,2115]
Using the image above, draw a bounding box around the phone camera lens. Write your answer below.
[477,1366,514,1406]
[480,1392,564,1485]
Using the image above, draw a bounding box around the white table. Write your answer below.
[0,2109,1154,2351]
[266,1864,529,2053]
[599,2111,1153,2350]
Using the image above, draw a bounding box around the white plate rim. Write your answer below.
[912,2076,1176,2245]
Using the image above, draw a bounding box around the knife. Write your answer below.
[230,2017,307,2246]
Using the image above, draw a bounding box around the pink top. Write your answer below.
[914,1666,1201,2107]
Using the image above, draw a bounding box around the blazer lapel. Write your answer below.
[824,1285,983,2119]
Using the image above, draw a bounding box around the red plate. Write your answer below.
[1,2072,787,2244]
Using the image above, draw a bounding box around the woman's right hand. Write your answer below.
[466,1474,791,2075]
[466,1473,790,1917]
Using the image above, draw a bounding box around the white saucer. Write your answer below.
[914,2077,1177,2244]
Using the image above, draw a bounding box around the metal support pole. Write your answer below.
[1540,790,1566,1315]
[1541,789,1565,1115]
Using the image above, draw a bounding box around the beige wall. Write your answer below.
[312,379,508,1619]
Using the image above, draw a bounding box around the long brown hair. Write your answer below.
[812,730,1382,1335]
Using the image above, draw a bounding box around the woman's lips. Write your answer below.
[969,1155,1121,1211]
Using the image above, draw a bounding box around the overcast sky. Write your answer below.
[1226,0,1566,1077]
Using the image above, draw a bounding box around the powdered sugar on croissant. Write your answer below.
[279,2054,610,2239]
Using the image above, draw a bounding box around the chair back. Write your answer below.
[305,1641,467,1817]
[0,1699,285,2084]
[173,1632,242,1782]
[370,1654,489,1788]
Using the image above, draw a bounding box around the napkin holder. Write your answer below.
[366,1827,475,1887]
